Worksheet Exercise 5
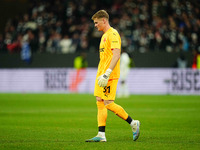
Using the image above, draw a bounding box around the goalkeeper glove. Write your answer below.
[97,69,112,87]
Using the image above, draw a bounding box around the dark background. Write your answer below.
[0,0,198,68]
[0,0,29,33]
[0,52,193,68]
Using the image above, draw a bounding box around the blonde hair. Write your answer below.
[92,10,109,20]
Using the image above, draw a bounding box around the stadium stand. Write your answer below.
[0,0,200,55]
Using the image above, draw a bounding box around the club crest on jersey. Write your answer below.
[103,38,106,42]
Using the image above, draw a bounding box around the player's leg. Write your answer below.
[96,97,107,140]
[86,79,107,142]
[105,101,140,141]
[103,79,140,141]
[103,79,129,121]
[85,97,107,142]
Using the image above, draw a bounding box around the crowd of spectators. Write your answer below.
[0,0,200,54]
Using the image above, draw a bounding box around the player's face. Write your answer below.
[94,18,105,31]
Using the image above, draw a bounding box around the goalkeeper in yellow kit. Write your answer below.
[85,10,140,142]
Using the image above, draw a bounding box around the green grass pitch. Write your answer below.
[0,94,200,150]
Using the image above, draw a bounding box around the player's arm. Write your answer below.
[97,48,120,87]
[109,48,120,70]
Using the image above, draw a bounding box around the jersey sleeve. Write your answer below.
[110,33,121,50]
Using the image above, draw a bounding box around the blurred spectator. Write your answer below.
[46,31,61,53]
[60,35,72,54]
[79,36,89,52]
[192,49,200,69]
[6,33,22,53]
[118,50,131,98]
[74,52,88,69]
[1,0,200,54]
[21,35,32,64]
[70,33,81,53]
[38,27,46,52]
[198,54,200,69]
[0,34,7,52]
[173,53,188,68]
[27,30,39,53]
[71,52,88,92]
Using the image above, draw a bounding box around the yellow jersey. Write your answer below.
[97,27,121,79]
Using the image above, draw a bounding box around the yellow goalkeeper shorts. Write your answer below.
[94,78,119,100]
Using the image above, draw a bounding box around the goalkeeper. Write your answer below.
[86,10,140,142]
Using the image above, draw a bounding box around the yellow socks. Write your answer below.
[105,102,128,120]
[97,101,107,127]
[97,101,129,126]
